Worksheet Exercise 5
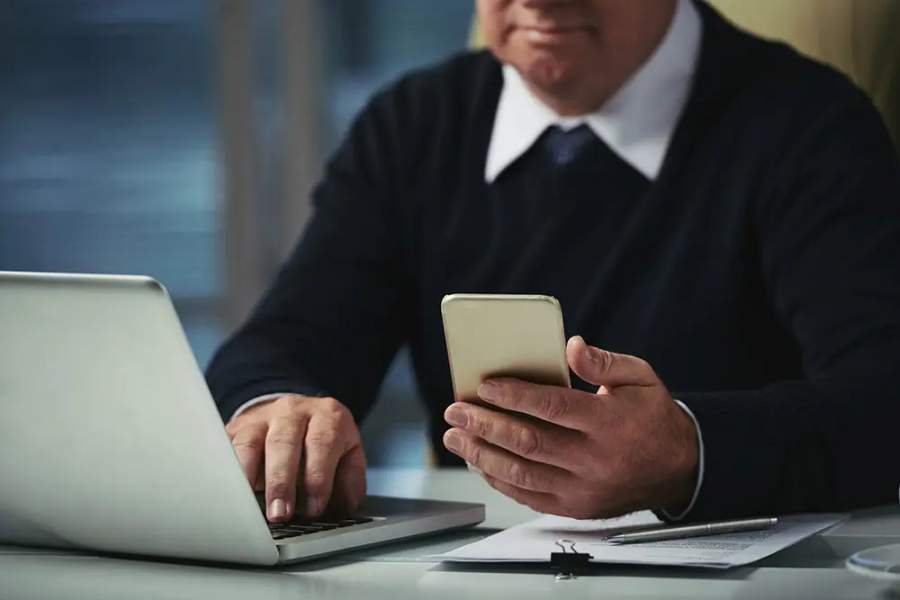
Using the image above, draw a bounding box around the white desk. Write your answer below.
[1,468,897,599]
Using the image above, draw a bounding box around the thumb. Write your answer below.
[566,335,658,388]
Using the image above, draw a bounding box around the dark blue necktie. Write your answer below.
[542,124,597,166]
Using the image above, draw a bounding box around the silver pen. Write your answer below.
[605,517,778,544]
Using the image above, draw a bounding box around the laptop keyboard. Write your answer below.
[268,516,375,540]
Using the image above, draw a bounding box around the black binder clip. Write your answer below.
[550,539,593,580]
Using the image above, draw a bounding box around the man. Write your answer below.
[207,0,900,524]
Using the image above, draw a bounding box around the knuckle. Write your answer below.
[267,430,297,448]
[333,407,353,430]
[593,349,614,373]
[506,461,530,488]
[268,467,292,484]
[506,462,527,487]
[466,441,481,466]
[513,425,540,458]
[271,414,297,427]
[306,428,337,450]
[232,435,263,453]
[274,394,300,410]
[304,469,329,494]
[316,397,354,428]
[267,479,291,498]
[267,418,300,445]
[317,396,343,415]
[600,352,615,374]
[540,391,569,422]
[501,383,523,409]
[473,413,494,438]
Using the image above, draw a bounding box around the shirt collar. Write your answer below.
[484,0,702,183]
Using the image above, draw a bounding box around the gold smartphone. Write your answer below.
[440,294,571,403]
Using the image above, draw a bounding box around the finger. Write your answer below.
[444,401,577,469]
[264,415,308,522]
[230,422,267,488]
[566,335,657,388]
[443,428,570,493]
[476,378,600,431]
[328,444,367,515]
[225,419,239,439]
[302,403,355,518]
[480,473,562,515]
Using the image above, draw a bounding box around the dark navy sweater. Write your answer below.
[207,3,900,520]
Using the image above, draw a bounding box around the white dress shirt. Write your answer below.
[486,0,701,183]
[233,0,707,519]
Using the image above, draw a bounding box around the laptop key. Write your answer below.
[282,525,325,533]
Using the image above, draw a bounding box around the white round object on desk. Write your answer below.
[846,543,900,588]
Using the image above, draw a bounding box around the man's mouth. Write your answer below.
[518,24,592,45]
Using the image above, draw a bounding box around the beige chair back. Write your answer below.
[705,0,899,147]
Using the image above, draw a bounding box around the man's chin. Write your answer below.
[519,57,580,96]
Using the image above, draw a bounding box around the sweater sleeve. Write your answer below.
[678,87,900,520]
[205,88,414,423]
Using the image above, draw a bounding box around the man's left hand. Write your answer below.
[442,335,699,519]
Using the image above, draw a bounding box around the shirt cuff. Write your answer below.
[229,393,289,421]
[659,399,706,522]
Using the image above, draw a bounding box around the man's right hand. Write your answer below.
[225,394,367,523]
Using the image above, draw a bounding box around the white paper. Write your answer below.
[433,511,845,569]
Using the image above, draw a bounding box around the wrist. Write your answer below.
[659,401,700,516]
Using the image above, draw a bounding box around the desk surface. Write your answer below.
[1,468,897,599]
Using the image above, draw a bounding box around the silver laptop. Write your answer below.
[0,271,484,566]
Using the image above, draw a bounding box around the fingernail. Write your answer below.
[305,497,320,517]
[269,498,287,519]
[444,430,462,452]
[466,462,483,476]
[477,381,499,401]
[444,404,468,427]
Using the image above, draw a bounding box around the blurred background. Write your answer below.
[0,0,474,466]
